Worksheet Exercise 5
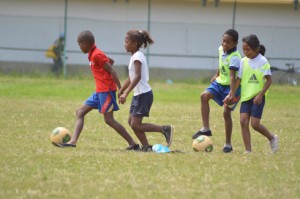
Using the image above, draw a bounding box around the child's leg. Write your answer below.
[68,104,94,145]
[200,91,214,129]
[129,115,150,147]
[250,117,273,141]
[240,112,251,152]
[129,116,173,148]
[104,111,136,147]
[223,106,233,146]
[192,91,214,138]
[251,117,278,153]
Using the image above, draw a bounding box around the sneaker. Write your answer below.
[192,130,212,139]
[126,144,140,151]
[141,145,153,152]
[270,134,279,153]
[222,146,233,153]
[162,125,174,147]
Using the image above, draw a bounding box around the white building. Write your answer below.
[0,0,299,75]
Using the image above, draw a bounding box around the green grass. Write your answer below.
[0,76,299,199]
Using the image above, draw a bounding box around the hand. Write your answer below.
[223,92,233,104]
[117,90,123,98]
[210,75,218,83]
[253,93,263,105]
[119,92,128,104]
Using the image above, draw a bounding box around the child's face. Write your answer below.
[242,42,258,59]
[124,35,137,53]
[222,34,237,52]
[77,39,90,54]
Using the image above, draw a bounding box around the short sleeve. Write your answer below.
[132,53,143,63]
[229,56,241,71]
[263,62,272,76]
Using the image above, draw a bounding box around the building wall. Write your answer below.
[0,0,299,71]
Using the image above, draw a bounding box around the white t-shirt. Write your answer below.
[128,51,152,96]
[238,53,272,79]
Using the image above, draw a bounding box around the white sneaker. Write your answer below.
[270,134,279,153]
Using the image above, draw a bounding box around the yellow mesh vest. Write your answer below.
[216,46,241,86]
[240,58,270,102]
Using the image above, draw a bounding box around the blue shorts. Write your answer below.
[240,96,265,119]
[207,80,241,110]
[84,91,119,114]
[130,90,153,117]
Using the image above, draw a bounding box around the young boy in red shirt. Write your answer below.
[59,30,139,150]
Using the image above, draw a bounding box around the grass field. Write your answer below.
[0,75,299,199]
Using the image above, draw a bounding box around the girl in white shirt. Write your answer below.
[119,30,174,152]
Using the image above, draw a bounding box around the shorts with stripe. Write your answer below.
[84,91,119,114]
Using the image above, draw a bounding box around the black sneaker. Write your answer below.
[222,146,233,153]
[141,145,153,152]
[192,130,212,139]
[162,125,174,147]
[126,144,140,151]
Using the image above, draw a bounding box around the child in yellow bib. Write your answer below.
[192,29,241,153]
[226,34,278,153]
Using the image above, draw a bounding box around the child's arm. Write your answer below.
[229,69,238,99]
[108,57,114,66]
[119,60,142,104]
[253,75,272,105]
[103,62,121,90]
[223,77,241,104]
[119,78,130,96]
[211,69,219,83]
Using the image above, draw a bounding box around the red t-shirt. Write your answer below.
[88,45,117,92]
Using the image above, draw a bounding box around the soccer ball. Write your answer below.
[192,135,213,152]
[50,127,72,146]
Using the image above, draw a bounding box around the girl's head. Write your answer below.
[222,29,239,52]
[125,30,154,53]
[242,34,266,58]
[77,30,95,54]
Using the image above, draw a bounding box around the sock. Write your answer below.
[200,127,210,132]
[224,143,232,148]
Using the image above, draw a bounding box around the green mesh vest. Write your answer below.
[216,46,241,86]
[240,57,270,102]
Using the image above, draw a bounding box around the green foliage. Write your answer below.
[0,76,299,199]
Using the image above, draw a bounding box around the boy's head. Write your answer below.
[222,29,239,53]
[77,30,95,54]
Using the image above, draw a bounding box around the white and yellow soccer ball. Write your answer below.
[50,127,72,146]
[192,135,213,152]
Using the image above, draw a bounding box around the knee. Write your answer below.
[130,122,139,132]
[240,118,248,128]
[104,117,114,126]
[251,121,260,131]
[201,92,211,102]
[76,108,85,118]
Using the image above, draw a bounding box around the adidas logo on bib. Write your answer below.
[248,74,259,84]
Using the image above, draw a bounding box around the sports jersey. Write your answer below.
[88,45,117,92]
[238,53,271,102]
[128,51,152,96]
[216,46,241,86]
